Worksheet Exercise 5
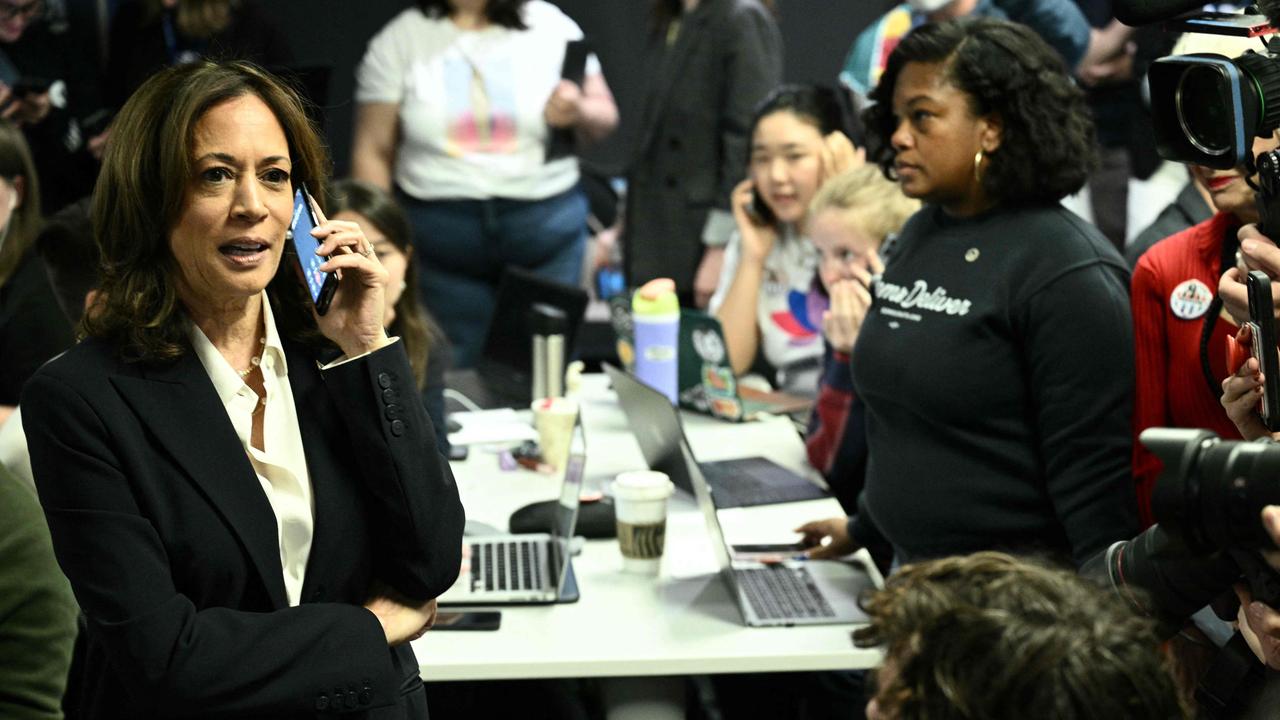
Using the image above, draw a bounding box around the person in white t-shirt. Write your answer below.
[352,0,617,367]
[709,85,860,397]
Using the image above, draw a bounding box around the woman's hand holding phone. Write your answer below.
[730,178,777,265]
[794,517,859,560]
[1222,224,1280,325]
[1222,325,1274,441]
[306,193,392,358]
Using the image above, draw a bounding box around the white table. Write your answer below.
[414,375,883,681]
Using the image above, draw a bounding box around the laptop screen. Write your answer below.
[550,418,587,593]
[482,267,589,373]
[603,363,697,497]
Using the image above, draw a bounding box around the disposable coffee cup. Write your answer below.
[531,397,578,471]
[613,470,675,574]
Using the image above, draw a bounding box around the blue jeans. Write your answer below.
[399,186,588,368]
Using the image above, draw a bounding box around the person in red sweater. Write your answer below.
[1131,132,1278,526]
[803,165,917,511]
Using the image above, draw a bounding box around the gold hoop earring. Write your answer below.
[974,149,985,184]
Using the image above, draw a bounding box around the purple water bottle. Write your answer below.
[632,278,680,404]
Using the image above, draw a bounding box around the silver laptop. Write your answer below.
[605,362,830,509]
[439,418,585,605]
[674,415,877,626]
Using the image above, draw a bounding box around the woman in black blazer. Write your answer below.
[22,60,465,719]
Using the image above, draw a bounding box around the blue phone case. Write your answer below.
[290,186,337,314]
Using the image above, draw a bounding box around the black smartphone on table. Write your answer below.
[1247,270,1280,430]
[289,184,338,315]
[434,611,502,631]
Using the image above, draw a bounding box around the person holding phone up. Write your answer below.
[708,84,860,398]
[797,19,1136,569]
[21,60,464,719]
[1129,36,1280,528]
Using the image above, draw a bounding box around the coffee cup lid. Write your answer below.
[613,471,675,501]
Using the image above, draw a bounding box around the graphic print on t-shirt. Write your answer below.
[769,289,820,345]
[442,52,517,157]
[874,276,973,324]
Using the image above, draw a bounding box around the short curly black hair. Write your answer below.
[864,18,1097,207]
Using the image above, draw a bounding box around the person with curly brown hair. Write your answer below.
[856,552,1186,720]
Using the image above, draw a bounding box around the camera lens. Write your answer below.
[1176,65,1233,157]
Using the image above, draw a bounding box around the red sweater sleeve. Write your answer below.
[1131,253,1168,528]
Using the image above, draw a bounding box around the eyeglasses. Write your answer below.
[0,0,42,22]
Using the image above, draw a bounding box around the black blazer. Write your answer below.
[22,336,465,719]
[623,0,782,294]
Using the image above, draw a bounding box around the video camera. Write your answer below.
[1128,2,1280,233]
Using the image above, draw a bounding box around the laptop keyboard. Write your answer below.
[700,459,829,508]
[470,541,543,592]
[737,565,836,620]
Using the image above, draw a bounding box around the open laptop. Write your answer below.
[604,362,830,509]
[448,267,589,409]
[679,311,814,422]
[681,435,878,626]
[438,418,585,606]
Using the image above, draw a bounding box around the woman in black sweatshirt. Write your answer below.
[798,17,1138,568]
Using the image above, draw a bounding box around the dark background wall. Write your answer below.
[253,0,897,178]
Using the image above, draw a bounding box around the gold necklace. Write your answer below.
[238,338,266,378]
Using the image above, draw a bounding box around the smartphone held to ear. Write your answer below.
[746,188,775,226]
[1247,270,1280,430]
[289,185,338,315]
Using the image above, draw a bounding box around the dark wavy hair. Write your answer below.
[855,552,1186,720]
[416,0,528,30]
[864,18,1097,207]
[328,179,438,390]
[85,60,332,362]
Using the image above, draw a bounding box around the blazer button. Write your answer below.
[390,419,405,437]
[382,388,398,404]
[384,403,403,421]
[315,694,329,711]
[346,690,359,709]
[359,690,372,705]
[377,372,392,388]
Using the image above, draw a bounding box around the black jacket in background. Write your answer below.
[624,0,781,296]
[0,250,73,406]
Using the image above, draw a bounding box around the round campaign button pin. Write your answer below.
[1169,279,1213,320]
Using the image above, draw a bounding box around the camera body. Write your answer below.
[1142,428,1280,551]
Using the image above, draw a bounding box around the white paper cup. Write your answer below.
[613,470,675,574]
[531,397,578,471]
